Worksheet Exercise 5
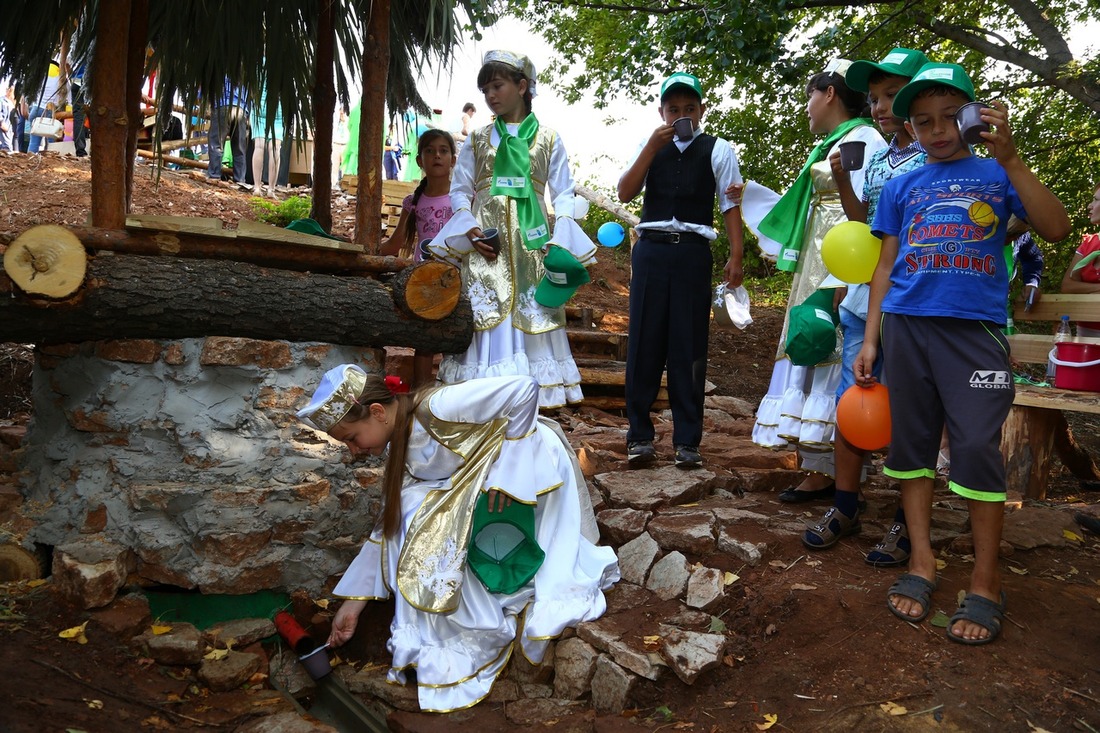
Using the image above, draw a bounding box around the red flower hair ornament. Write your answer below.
[384,375,410,394]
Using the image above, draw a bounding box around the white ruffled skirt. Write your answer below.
[438,315,584,409]
[752,358,841,475]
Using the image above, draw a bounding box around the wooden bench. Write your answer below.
[1004,293,1100,498]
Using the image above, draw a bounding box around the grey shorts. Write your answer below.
[881,313,1013,502]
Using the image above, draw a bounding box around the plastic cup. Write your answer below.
[956,101,990,145]
[476,228,500,254]
[299,644,332,680]
[838,141,866,171]
[672,117,694,141]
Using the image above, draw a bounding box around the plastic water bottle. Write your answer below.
[1048,315,1073,382]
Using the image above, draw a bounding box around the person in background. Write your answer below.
[751,60,886,500]
[249,73,283,198]
[381,129,458,386]
[1060,181,1100,337]
[331,106,349,186]
[383,122,403,181]
[206,79,250,182]
[26,58,62,154]
[0,81,13,151]
[617,70,745,469]
[451,101,476,144]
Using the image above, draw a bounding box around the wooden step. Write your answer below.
[567,329,627,361]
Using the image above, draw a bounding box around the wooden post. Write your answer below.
[310,0,336,233]
[124,0,149,212]
[354,0,390,253]
[90,0,132,229]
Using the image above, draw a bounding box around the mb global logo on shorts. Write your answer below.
[969,370,1012,389]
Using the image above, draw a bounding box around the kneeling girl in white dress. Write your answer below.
[297,366,619,712]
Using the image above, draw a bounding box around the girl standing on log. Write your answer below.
[427,50,596,409]
[297,365,618,712]
[382,129,458,385]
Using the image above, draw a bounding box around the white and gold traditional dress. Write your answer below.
[331,375,619,712]
[428,122,596,409]
[752,125,886,476]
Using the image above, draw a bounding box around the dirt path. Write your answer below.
[1,151,1099,732]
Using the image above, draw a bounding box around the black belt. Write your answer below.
[641,230,709,245]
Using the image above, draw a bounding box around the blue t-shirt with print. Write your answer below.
[872,156,1027,324]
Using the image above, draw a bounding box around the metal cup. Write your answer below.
[476,228,501,254]
[956,101,990,145]
[672,117,694,141]
[838,140,866,171]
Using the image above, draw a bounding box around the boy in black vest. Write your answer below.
[618,72,745,468]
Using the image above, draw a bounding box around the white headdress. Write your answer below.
[297,364,368,433]
[482,49,538,98]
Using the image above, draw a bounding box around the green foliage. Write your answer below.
[250,195,314,228]
[510,0,1100,298]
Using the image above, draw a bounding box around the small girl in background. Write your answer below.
[381,129,457,385]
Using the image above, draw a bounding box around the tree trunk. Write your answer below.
[1,225,411,275]
[354,0,390,252]
[1053,413,1100,481]
[124,0,149,212]
[90,0,132,229]
[310,0,336,233]
[0,254,472,352]
[391,261,462,321]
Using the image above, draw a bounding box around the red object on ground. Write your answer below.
[274,611,317,655]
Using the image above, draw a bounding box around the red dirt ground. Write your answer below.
[1,151,1099,733]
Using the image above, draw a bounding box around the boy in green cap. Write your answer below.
[618,71,745,469]
[856,62,1069,644]
[800,48,929,562]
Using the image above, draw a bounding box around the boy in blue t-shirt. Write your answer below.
[856,63,1069,645]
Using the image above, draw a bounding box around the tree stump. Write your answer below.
[3,225,87,298]
[391,260,462,321]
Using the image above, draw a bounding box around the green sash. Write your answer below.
[491,114,550,250]
[760,118,872,272]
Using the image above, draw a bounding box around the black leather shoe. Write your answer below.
[1075,511,1100,535]
[778,483,836,503]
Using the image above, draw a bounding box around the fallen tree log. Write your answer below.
[0,225,409,275]
[0,252,473,351]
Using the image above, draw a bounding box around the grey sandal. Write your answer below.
[866,523,911,567]
[801,506,862,550]
[946,592,1006,645]
[887,573,936,622]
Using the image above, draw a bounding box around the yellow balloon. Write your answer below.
[821,221,882,284]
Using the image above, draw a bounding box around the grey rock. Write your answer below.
[646,551,690,600]
[617,532,659,586]
[235,712,338,733]
[198,649,264,692]
[703,394,757,418]
[596,508,651,546]
[268,648,316,697]
[575,617,622,653]
[1002,506,1078,550]
[52,539,134,610]
[685,566,725,611]
[717,526,768,566]
[647,510,716,554]
[590,655,635,714]
[341,664,420,712]
[657,625,727,685]
[205,617,276,649]
[594,466,717,510]
[133,621,205,666]
[553,637,600,700]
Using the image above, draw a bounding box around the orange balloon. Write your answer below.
[836,383,891,450]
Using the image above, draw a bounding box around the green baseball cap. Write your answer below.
[892,62,976,120]
[535,245,590,308]
[845,48,931,93]
[660,71,703,102]
[467,491,545,595]
[785,289,840,366]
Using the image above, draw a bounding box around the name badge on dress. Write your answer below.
[495,176,526,189]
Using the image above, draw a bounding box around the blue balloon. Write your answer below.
[597,221,625,247]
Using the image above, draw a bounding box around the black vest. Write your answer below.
[640,134,718,226]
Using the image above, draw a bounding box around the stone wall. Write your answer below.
[17,337,385,594]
